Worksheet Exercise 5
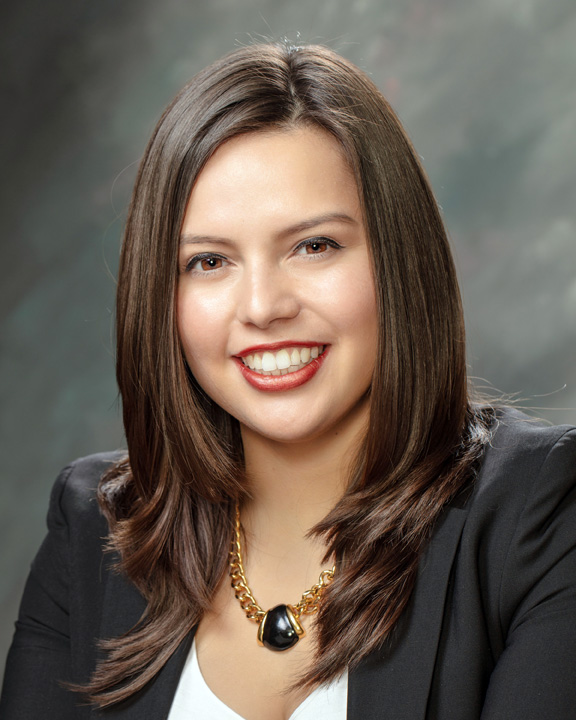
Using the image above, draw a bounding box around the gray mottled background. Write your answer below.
[1,0,575,678]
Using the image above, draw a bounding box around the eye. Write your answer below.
[183,253,227,274]
[294,237,342,256]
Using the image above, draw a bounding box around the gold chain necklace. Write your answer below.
[229,503,335,652]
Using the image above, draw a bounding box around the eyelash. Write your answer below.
[294,236,343,256]
[183,252,227,274]
[181,236,342,274]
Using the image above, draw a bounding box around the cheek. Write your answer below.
[332,267,379,383]
[176,289,226,372]
[347,287,379,369]
[323,262,379,336]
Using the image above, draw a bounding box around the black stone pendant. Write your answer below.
[257,604,305,651]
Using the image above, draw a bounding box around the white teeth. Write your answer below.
[240,345,324,376]
[261,352,277,371]
[276,349,291,369]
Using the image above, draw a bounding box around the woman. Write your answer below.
[1,42,575,720]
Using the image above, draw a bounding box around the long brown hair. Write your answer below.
[87,42,493,705]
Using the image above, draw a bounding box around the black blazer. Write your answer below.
[2,410,576,719]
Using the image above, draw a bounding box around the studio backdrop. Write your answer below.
[1,0,575,678]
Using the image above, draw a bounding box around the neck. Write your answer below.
[229,403,368,610]
[239,402,368,546]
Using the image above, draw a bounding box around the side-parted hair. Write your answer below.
[87,42,493,705]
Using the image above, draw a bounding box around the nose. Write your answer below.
[235,264,300,329]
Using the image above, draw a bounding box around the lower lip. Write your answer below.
[234,348,329,392]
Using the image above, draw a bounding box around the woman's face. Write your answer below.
[177,126,378,444]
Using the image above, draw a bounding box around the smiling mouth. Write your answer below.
[239,345,325,376]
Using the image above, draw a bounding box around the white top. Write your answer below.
[168,639,348,720]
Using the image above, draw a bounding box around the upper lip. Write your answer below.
[234,341,326,358]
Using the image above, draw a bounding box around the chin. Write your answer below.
[245,427,317,445]
[239,416,331,445]
[245,411,364,446]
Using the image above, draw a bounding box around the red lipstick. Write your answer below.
[234,346,329,392]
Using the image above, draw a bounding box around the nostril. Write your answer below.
[236,288,301,328]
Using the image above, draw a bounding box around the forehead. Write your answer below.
[182,127,361,235]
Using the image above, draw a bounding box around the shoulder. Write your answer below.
[473,407,576,503]
[47,450,127,534]
[462,408,576,607]
[459,407,576,580]
[36,451,129,613]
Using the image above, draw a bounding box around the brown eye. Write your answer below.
[294,237,342,258]
[200,257,223,271]
[183,253,227,274]
[305,241,328,254]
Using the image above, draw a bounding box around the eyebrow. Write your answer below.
[179,212,358,246]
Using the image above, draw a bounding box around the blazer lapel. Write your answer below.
[347,497,470,720]
[95,560,195,719]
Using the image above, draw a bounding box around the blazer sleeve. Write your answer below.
[0,457,109,720]
[480,428,576,719]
